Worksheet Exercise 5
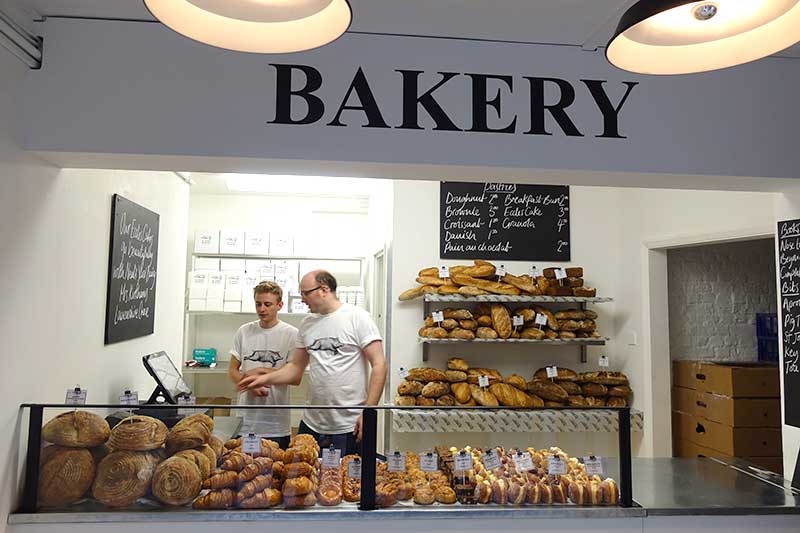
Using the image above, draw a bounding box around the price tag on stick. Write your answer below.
[432,311,445,324]
[178,395,197,415]
[439,266,450,278]
[478,375,490,388]
[420,452,438,472]
[322,447,342,468]
[242,433,260,454]
[548,455,568,475]
[555,268,567,280]
[388,451,406,472]
[454,451,474,472]
[535,313,548,329]
[530,265,540,278]
[583,456,604,475]
[599,355,610,368]
[512,315,524,327]
[546,366,558,379]
[348,458,362,478]
[119,390,139,406]
[399,367,410,379]
[497,265,507,277]
[514,451,534,472]
[483,448,502,470]
[65,386,87,405]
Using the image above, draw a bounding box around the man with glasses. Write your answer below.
[238,270,386,455]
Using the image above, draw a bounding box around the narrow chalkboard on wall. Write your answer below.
[440,181,570,261]
[104,195,160,345]
[779,218,800,428]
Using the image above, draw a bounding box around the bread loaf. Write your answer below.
[421,285,439,295]
[450,273,522,295]
[476,326,498,339]
[469,385,499,407]
[459,319,478,331]
[174,449,212,479]
[584,397,606,407]
[608,385,632,397]
[532,306,559,330]
[438,285,461,295]
[504,374,527,390]
[488,383,536,407]
[559,320,581,332]
[581,371,629,386]
[447,357,469,371]
[416,396,435,406]
[476,315,493,327]
[407,367,448,382]
[42,411,110,448]
[460,260,496,278]
[566,277,584,288]
[526,380,569,402]
[559,331,577,339]
[398,286,425,301]
[533,367,578,382]
[567,395,588,406]
[444,370,467,383]
[395,395,416,406]
[166,424,210,454]
[443,308,473,320]
[421,382,451,398]
[573,287,597,297]
[416,276,454,287]
[546,286,574,296]
[397,380,424,396]
[557,380,581,395]
[501,273,541,295]
[459,285,490,296]
[419,326,449,338]
[435,394,456,406]
[38,447,96,507]
[448,328,476,340]
[152,456,202,506]
[450,382,472,404]
[554,309,585,320]
[520,327,546,340]
[208,435,224,464]
[581,383,608,396]
[174,413,214,434]
[491,304,512,339]
[93,451,161,507]
[109,416,168,451]
[514,308,536,323]
[418,267,439,278]
[607,397,627,407]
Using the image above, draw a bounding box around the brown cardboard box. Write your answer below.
[672,386,781,427]
[196,396,232,417]
[673,438,783,474]
[672,410,782,456]
[672,361,779,397]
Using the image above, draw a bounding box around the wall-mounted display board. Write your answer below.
[104,194,159,344]
[440,181,570,261]
[779,218,800,428]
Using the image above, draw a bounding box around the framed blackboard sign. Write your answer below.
[440,181,570,261]
[104,195,159,344]
[779,218,800,428]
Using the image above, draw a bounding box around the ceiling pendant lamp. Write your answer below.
[606,0,800,74]
[144,0,352,54]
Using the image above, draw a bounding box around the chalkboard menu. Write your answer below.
[104,195,159,345]
[440,182,570,261]
[779,218,800,428]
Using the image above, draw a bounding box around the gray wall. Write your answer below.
[668,239,776,362]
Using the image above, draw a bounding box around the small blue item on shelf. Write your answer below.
[756,313,778,363]
[192,348,217,366]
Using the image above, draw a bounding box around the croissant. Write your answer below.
[285,461,315,479]
[42,411,110,448]
[224,437,241,450]
[237,474,273,501]
[254,456,274,474]
[283,476,314,496]
[202,469,238,489]
[208,435,225,463]
[237,463,261,484]
[239,488,282,508]
[152,456,202,506]
[272,461,286,489]
[192,489,236,509]
[283,491,317,508]
[221,451,253,472]
[283,446,316,465]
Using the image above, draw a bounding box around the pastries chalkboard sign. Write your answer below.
[104,195,159,344]
[779,219,800,427]
[440,182,569,261]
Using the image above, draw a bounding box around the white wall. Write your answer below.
[667,240,777,362]
[388,180,777,460]
[0,50,190,531]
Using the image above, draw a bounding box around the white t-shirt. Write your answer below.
[297,303,382,434]
[231,320,298,437]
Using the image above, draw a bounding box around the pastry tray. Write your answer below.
[423,295,613,303]
[418,337,608,346]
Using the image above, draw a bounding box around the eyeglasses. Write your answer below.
[300,286,323,297]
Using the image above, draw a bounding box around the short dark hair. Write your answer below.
[314,270,338,292]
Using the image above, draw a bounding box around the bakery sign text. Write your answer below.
[267,64,639,139]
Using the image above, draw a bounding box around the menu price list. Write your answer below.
[779,219,800,427]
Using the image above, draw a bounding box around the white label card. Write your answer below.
[242,434,261,454]
[65,388,87,405]
[388,452,406,472]
[530,266,540,278]
[512,315,524,327]
[432,311,445,323]
[420,453,438,472]
[583,456,604,475]
[347,459,362,478]
[497,265,507,277]
[546,366,558,378]
[439,266,450,278]
[454,451,473,471]
[599,355,610,368]
[118,390,139,406]
[322,448,341,468]
[482,449,502,470]
[535,313,548,326]
[548,455,568,475]
[555,268,567,280]
[178,395,197,415]
[478,375,490,388]
[514,452,534,472]
[399,367,410,379]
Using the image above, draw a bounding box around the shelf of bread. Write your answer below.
[418,337,607,345]
[424,294,613,303]
[392,408,644,433]
[36,411,624,510]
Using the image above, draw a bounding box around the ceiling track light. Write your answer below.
[143,0,352,54]
[606,0,800,75]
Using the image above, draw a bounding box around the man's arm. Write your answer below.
[238,348,309,391]
[228,356,243,385]
[354,340,387,441]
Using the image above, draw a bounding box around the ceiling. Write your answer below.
[10,0,800,58]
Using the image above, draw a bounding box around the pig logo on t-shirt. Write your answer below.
[307,337,344,355]
[244,350,284,367]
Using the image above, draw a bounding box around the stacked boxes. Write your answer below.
[672,360,782,474]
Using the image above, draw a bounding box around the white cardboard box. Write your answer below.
[205,298,224,312]
[219,229,245,255]
[194,229,219,254]
[207,272,226,300]
[188,299,206,311]
[270,234,294,256]
[194,257,220,271]
[245,259,269,273]
[189,287,207,300]
[259,265,275,281]
[220,258,247,271]
[245,231,269,256]
[189,270,210,288]
[223,301,242,313]
[225,271,244,301]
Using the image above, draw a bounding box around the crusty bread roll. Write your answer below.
[152,456,202,506]
[109,415,168,451]
[459,319,478,331]
[397,380,425,396]
[444,370,467,383]
[504,374,527,390]
[476,315,493,327]
[447,357,469,371]
[450,382,472,404]
[42,411,110,448]
[421,382,451,398]
[448,328,475,340]
[491,304,512,339]
[476,326,499,339]
[436,394,456,406]
[93,451,162,507]
[395,396,416,406]
[415,396,435,406]
[39,447,96,507]
[581,383,608,397]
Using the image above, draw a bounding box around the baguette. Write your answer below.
[416,276,454,287]
[573,287,597,297]
[488,383,536,407]
[398,286,425,301]
[438,284,461,295]
[450,273,522,295]
[459,285,490,296]
[500,273,541,295]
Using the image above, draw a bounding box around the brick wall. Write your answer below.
[667,239,777,362]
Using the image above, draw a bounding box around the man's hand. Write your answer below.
[245,368,275,377]
[252,387,270,397]
[353,414,363,442]
[238,373,270,392]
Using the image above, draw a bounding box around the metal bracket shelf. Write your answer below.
[423,295,613,304]
[419,337,607,345]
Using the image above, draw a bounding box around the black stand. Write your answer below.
[146,384,177,405]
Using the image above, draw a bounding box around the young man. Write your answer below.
[228,281,299,449]
[238,270,386,455]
